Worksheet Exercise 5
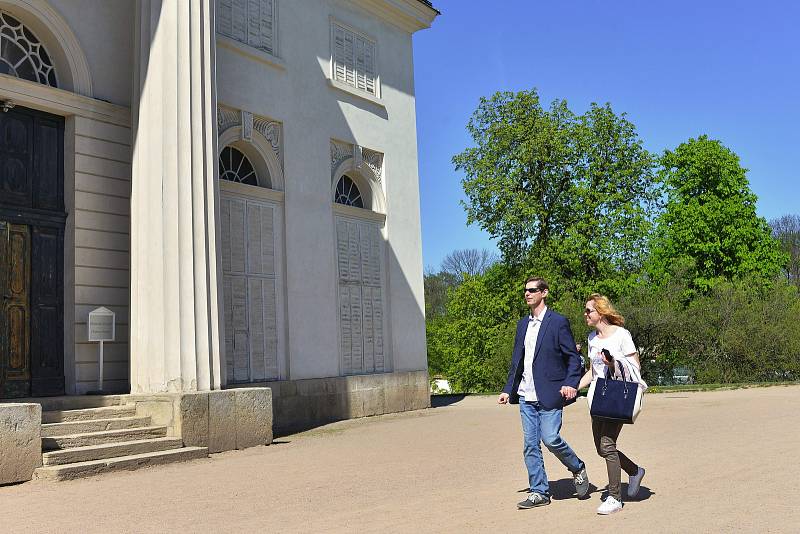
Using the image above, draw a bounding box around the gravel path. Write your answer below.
[2,385,798,533]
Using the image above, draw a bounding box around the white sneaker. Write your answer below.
[627,467,645,498]
[597,496,623,515]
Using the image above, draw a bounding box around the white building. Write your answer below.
[0,0,437,441]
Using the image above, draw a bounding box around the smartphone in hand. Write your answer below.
[601,348,615,365]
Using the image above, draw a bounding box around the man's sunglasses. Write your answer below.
[524,287,544,294]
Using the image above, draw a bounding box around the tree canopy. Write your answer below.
[452,90,661,297]
[648,136,786,292]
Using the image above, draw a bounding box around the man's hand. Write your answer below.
[560,386,577,400]
[498,392,510,404]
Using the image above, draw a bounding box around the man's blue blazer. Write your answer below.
[502,308,584,410]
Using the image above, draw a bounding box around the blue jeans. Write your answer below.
[519,399,584,495]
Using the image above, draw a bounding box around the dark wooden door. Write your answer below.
[0,106,65,398]
[0,222,31,398]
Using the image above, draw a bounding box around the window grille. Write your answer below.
[332,22,376,96]
[0,11,57,87]
[220,146,259,186]
[216,0,275,56]
[334,175,364,208]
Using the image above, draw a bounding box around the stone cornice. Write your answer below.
[356,0,438,33]
[0,74,129,126]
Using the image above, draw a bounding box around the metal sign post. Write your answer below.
[87,307,115,394]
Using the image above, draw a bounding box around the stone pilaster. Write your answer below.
[130,0,223,392]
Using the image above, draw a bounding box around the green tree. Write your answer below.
[452,89,660,298]
[649,136,787,292]
[770,214,800,287]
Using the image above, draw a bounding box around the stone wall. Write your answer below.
[126,388,272,453]
[238,370,430,436]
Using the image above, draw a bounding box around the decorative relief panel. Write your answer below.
[217,106,283,172]
[330,140,383,183]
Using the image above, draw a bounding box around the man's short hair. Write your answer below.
[524,276,549,291]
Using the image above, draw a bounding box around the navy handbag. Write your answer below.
[588,361,643,424]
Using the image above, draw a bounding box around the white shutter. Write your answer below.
[222,195,281,383]
[229,199,246,273]
[333,24,349,85]
[223,276,235,380]
[336,217,385,375]
[263,278,278,379]
[332,23,376,95]
[217,0,234,37]
[231,275,250,381]
[258,0,275,54]
[248,278,265,380]
[371,286,384,372]
[339,285,353,374]
[230,0,247,42]
[349,286,363,373]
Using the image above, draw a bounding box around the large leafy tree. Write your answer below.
[452,90,660,297]
[649,136,786,291]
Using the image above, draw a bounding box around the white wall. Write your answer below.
[48,0,134,105]
[215,0,428,379]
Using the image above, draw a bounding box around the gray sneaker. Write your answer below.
[627,467,645,498]
[517,492,551,509]
[573,467,590,498]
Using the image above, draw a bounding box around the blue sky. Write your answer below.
[413,0,800,270]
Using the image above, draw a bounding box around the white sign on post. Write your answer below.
[88,307,115,393]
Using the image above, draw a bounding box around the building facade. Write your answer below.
[0,0,437,433]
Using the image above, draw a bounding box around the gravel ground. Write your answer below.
[2,385,798,533]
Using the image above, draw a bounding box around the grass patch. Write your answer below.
[646,381,800,393]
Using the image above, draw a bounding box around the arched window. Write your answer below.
[0,11,57,87]
[334,175,364,208]
[219,146,259,186]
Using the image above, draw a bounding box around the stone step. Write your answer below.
[34,447,209,481]
[42,426,168,451]
[1,395,125,412]
[41,416,152,437]
[42,437,185,466]
[42,405,137,423]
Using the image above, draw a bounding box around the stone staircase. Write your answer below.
[32,395,207,481]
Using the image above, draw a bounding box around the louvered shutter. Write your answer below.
[217,0,274,55]
[222,195,281,383]
[336,217,385,375]
[332,23,376,95]
[217,0,233,37]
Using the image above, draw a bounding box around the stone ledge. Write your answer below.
[0,403,42,485]
[126,388,273,453]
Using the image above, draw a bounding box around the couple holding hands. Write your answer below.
[497,277,647,515]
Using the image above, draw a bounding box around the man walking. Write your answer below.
[498,277,589,509]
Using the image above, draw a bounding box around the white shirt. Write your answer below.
[587,326,647,390]
[517,306,547,401]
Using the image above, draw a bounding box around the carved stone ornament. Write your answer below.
[217,106,240,132]
[253,116,282,170]
[330,140,383,184]
[330,139,353,176]
[361,147,383,183]
[241,110,253,141]
[217,106,283,173]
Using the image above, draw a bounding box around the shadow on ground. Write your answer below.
[430,394,467,408]
[517,479,655,503]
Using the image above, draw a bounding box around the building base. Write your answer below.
[125,388,273,453]
[229,370,430,436]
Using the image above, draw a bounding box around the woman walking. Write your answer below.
[578,293,647,515]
